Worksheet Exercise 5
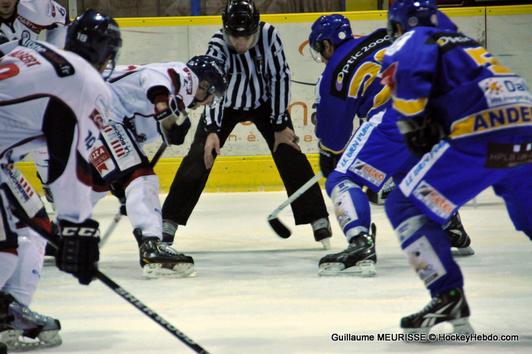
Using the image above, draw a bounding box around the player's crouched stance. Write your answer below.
[383,0,532,336]
[0,9,121,351]
[83,55,228,278]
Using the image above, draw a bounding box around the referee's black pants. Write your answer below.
[162,103,328,226]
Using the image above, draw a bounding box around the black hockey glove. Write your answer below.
[396,116,445,156]
[319,147,341,178]
[56,219,100,285]
[166,117,191,145]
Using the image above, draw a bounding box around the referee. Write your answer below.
[162,0,331,247]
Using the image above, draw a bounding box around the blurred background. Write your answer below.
[54,0,530,17]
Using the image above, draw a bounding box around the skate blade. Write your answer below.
[452,246,475,257]
[9,331,62,351]
[318,260,376,277]
[320,238,331,250]
[143,263,196,278]
[0,329,22,349]
[450,318,475,335]
[43,256,55,267]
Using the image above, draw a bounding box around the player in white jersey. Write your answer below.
[83,56,227,278]
[0,9,121,351]
[0,0,67,48]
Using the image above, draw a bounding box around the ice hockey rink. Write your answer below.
[34,190,531,354]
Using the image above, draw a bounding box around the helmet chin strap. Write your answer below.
[222,30,259,52]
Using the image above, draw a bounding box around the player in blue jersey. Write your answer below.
[308,13,473,276]
[382,0,532,334]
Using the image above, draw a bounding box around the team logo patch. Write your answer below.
[405,236,447,287]
[412,181,456,219]
[349,159,386,186]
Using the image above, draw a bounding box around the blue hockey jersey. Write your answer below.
[315,28,392,153]
[381,27,532,140]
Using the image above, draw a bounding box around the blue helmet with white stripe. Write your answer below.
[309,14,352,55]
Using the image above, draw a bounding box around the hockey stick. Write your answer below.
[10,205,210,354]
[100,142,168,247]
[267,171,323,238]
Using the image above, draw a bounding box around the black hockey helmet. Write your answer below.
[65,9,122,72]
[222,0,260,37]
[186,55,228,99]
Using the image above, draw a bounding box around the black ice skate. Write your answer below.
[318,224,376,277]
[312,217,332,249]
[162,219,178,244]
[401,288,474,336]
[136,230,195,278]
[444,214,475,257]
[0,292,61,351]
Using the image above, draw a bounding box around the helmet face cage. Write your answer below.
[65,9,122,75]
[308,14,352,62]
[186,55,228,103]
[388,0,438,40]
[222,0,260,37]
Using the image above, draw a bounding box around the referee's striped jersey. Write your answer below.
[203,22,291,132]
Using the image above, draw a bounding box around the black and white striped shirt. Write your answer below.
[203,22,291,132]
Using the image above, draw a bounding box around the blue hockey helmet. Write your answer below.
[309,14,352,55]
[388,0,438,39]
[65,9,122,73]
[186,55,228,99]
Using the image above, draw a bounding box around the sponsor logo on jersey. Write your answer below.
[413,181,456,219]
[2,166,34,201]
[431,32,478,53]
[337,122,374,172]
[479,77,532,108]
[17,16,44,33]
[450,104,532,138]
[399,141,450,195]
[349,158,386,186]
[8,49,41,67]
[90,145,112,174]
[21,40,75,77]
[89,109,105,130]
[331,29,390,98]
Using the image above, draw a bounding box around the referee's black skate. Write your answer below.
[318,223,376,277]
[401,288,474,336]
[135,230,195,278]
[1,292,61,351]
[311,217,332,249]
[444,214,474,257]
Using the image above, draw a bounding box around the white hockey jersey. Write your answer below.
[0,40,112,223]
[0,0,67,48]
[108,62,199,143]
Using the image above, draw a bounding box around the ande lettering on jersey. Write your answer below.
[8,50,41,67]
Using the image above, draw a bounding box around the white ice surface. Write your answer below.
[33,191,532,354]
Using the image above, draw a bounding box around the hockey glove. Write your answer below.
[319,146,341,178]
[56,219,100,285]
[165,117,191,145]
[396,116,445,156]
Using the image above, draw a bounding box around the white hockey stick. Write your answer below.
[267,171,323,238]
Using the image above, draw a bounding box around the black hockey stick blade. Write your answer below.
[10,206,210,354]
[267,216,292,238]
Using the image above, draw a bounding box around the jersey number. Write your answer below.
[464,47,512,76]
[0,63,20,81]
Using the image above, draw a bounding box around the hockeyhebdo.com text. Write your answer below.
[330,332,520,343]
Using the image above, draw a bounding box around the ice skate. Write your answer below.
[137,231,195,278]
[1,292,61,351]
[318,224,376,277]
[401,288,474,337]
[311,217,332,250]
[444,214,475,257]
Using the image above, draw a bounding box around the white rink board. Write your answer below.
[117,14,492,157]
